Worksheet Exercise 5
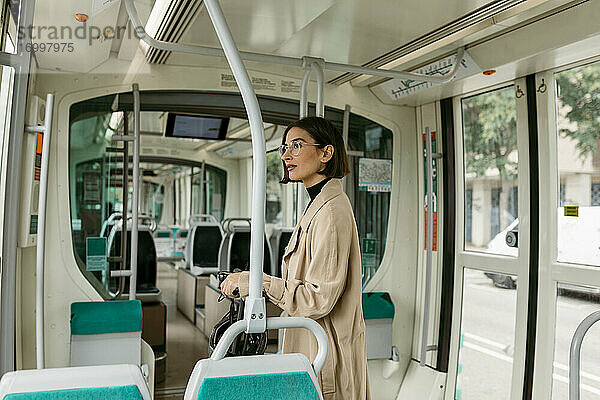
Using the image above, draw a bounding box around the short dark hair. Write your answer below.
[280,117,350,183]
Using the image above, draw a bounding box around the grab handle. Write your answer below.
[188,214,219,226]
[211,317,329,375]
[221,217,252,233]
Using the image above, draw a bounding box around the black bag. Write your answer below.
[208,272,267,357]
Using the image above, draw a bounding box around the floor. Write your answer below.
[154,263,209,400]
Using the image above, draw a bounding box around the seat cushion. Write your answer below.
[4,384,143,400]
[197,372,318,400]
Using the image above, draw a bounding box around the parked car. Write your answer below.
[483,209,600,301]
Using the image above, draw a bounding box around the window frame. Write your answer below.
[533,55,600,400]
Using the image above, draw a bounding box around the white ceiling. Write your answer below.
[178,0,499,66]
[32,0,507,73]
[31,0,582,100]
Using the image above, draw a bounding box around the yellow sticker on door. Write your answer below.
[564,205,579,217]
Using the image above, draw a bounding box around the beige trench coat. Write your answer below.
[239,179,370,400]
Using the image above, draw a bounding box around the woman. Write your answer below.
[222,117,370,400]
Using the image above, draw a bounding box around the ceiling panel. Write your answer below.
[180,0,337,54]
[181,0,499,66]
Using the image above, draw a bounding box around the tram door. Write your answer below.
[446,79,533,400]
[443,65,600,400]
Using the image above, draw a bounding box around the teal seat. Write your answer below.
[362,292,395,320]
[0,365,151,400]
[184,353,323,400]
[197,372,318,400]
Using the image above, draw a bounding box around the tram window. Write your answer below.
[69,101,228,297]
[343,115,393,286]
[1,0,18,54]
[204,166,226,222]
[461,86,519,256]
[555,61,600,267]
[455,268,517,400]
[551,283,600,399]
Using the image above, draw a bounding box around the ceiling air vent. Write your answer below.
[145,0,204,64]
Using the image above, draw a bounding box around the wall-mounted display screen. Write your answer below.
[165,113,229,140]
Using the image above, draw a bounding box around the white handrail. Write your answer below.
[299,67,311,119]
[569,310,600,400]
[99,212,123,238]
[25,93,55,369]
[204,0,267,333]
[312,61,325,118]
[210,317,329,375]
[123,0,465,85]
[299,58,325,118]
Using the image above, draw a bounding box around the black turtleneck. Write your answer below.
[306,177,331,208]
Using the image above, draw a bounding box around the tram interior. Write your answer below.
[0,0,599,399]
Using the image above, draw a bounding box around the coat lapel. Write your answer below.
[299,179,344,231]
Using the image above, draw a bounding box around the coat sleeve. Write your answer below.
[237,203,351,320]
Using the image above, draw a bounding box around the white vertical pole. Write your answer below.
[33,93,54,369]
[421,126,434,367]
[199,161,206,214]
[129,84,141,301]
[204,0,267,333]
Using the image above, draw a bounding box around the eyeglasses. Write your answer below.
[278,140,322,157]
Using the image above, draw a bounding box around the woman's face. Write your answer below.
[281,127,333,187]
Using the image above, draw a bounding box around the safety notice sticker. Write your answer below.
[86,237,108,272]
[359,158,392,192]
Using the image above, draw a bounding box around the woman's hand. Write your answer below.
[221,272,242,298]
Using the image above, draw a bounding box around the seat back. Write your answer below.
[187,223,223,275]
[70,300,142,367]
[363,292,395,359]
[219,228,272,274]
[0,364,151,400]
[184,354,321,400]
[107,224,158,294]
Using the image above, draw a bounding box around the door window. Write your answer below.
[461,86,519,256]
[555,62,600,267]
